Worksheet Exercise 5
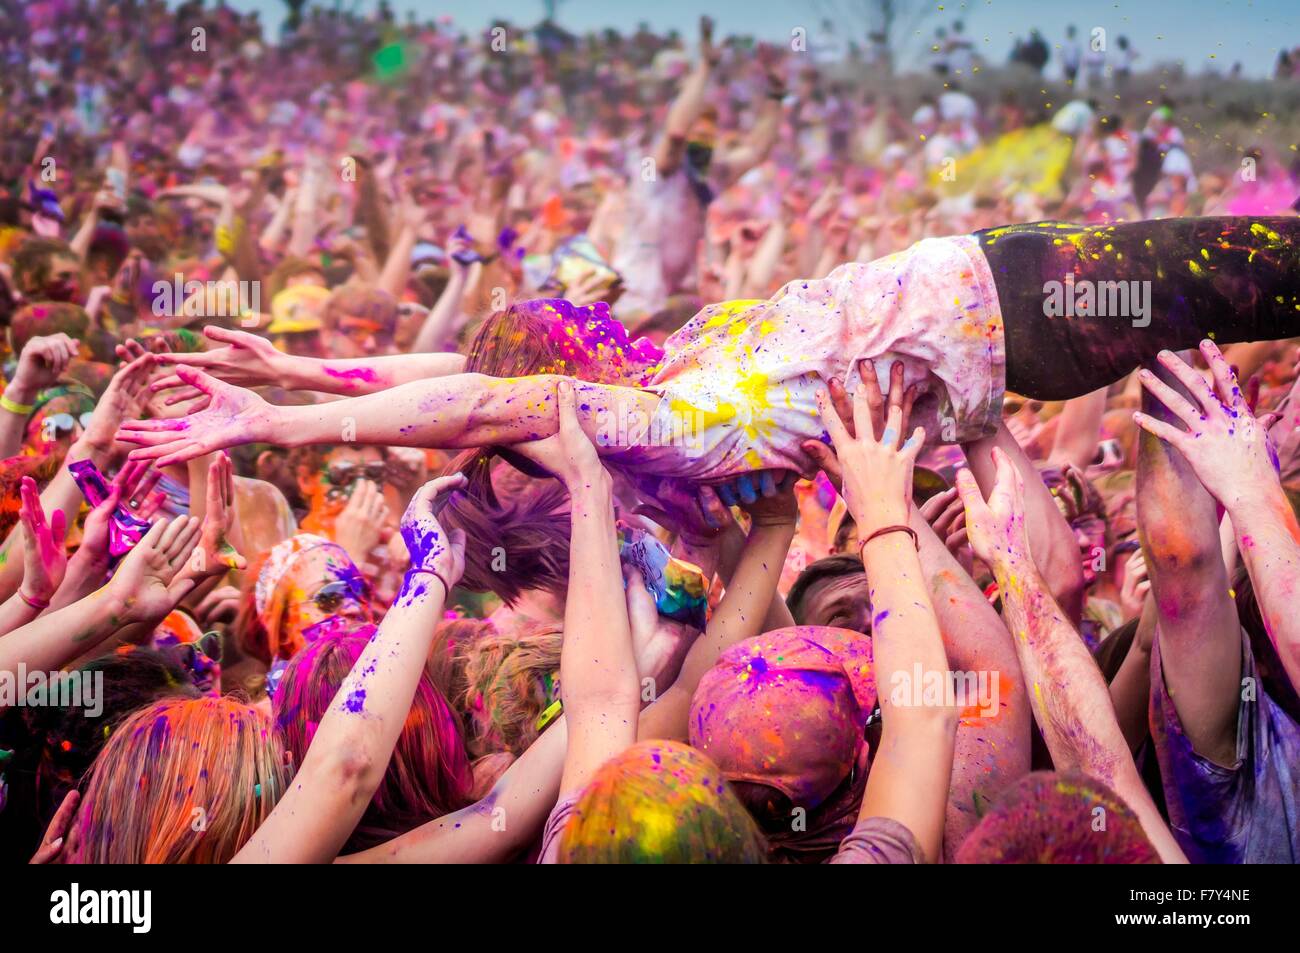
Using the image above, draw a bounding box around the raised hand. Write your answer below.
[18,476,67,607]
[79,352,157,461]
[106,515,203,626]
[954,447,1030,574]
[802,358,919,491]
[116,366,278,467]
[919,485,969,555]
[1133,340,1281,508]
[816,360,924,530]
[183,453,247,580]
[150,326,289,388]
[29,789,79,864]
[397,473,468,605]
[510,379,605,491]
[7,333,79,400]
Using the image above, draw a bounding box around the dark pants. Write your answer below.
[977,218,1300,399]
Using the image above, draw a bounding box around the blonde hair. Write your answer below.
[73,697,288,863]
[458,622,563,758]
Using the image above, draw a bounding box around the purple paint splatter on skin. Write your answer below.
[873,609,890,628]
[344,687,367,713]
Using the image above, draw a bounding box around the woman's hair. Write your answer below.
[273,631,474,852]
[458,622,563,758]
[439,468,572,604]
[73,697,288,864]
[429,617,494,731]
[955,771,1160,864]
[557,741,767,864]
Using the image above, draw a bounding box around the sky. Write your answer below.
[205,0,1300,78]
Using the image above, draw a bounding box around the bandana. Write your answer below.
[254,533,336,618]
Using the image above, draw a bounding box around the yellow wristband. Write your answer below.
[0,392,34,416]
[535,699,563,732]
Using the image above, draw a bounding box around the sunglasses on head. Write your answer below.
[326,462,388,486]
[37,411,94,436]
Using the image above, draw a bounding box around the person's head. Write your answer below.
[458,621,563,758]
[322,286,400,357]
[1040,464,1109,586]
[23,383,96,460]
[266,255,327,298]
[688,627,875,860]
[23,647,201,832]
[467,297,656,383]
[290,444,388,515]
[70,697,288,863]
[556,740,767,863]
[955,771,1160,863]
[236,534,375,667]
[439,461,573,604]
[273,629,473,851]
[9,301,90,355]
[10,237,82,302]
[785,555,870,633]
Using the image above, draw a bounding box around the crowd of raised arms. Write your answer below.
[0,0,1297,865]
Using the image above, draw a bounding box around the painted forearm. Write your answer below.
[290,352,468,395]
[0,585,126,679]
[993,556,1126,785]
[1228,489,1300,687]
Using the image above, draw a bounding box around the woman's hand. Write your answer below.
[398,473,468,602]
[106,515,204,626]
[510,379,606,492]
[802,359,918,491]
[817,361,924,531]
[6,333,79,403]
[116,366,279,467]
[1134,340,1281,509]
[954,447,1031,576]
[151,326,291,389]
[80,352,158,461]
[919,486,969,555]
[29,789,79,864]
[185,453,248,579]
[18,476,67,605]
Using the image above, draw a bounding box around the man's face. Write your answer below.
[799,572,872,634]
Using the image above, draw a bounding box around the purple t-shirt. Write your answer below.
[536,795,922,864]
[1150,629,1300,864]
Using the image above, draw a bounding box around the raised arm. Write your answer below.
[1129,347,1243,767]
[819,379,956,863]
[513,380,640,796]
[654,17,717,178]
[957,449,1187,864]
[1135,340,1300,696]
[232,475,467,864]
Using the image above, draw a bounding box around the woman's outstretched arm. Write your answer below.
[118,365,660,468]
[232,476,467,864]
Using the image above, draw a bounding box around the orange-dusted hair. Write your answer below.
[458,621,563,758]
[72,697,288,864]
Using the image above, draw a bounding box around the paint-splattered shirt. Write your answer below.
[629,235,1006,481]
[535,794,923,863]
[1150,629,1300,864]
